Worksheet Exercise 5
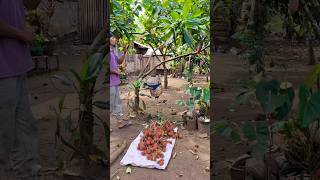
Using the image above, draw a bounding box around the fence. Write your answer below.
[125,54,171,75]
[79,0,107,43]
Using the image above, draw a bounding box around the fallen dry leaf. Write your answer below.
[171,111,177,115]
[126,166,132,174]
[189,150,197,155]
[173,152,177,159]
[198,133,208,138]
[88,154,99,161]
[176,171,183,177]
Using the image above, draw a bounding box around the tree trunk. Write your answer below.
[164,67,168,89]
[188,55,193,83]
[180,59,185,78]
[307,37,316,65]
[161,54,168,89]
[134,89,140,112]
[79,103,94,155]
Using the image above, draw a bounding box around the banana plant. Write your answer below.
[305,64,320,91]
[127,79,147,113]
[51,30,108,163]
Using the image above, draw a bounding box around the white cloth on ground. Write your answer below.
[120,127,178,170]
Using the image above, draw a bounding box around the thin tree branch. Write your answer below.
[138,45,163,78]
[148,43,168,70]
[141,44,210,79]
[138,55,152,78]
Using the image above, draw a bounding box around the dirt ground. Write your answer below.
[212,40,320,179]
[110,76,210,180]
[0,43,108,180]
[0,41,210,179]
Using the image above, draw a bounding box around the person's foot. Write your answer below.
[117,114,129,121]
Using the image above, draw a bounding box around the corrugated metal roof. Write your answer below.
[133,41,149,49]
[144,48,163,56]
[133,41,172,57]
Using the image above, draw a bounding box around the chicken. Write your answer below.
[150,85,162,100]
[146,75,163,101]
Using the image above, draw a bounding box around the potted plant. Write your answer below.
[31,33,45,56]
[26,1,58,56]
[177,83,210,132]
[39,0,59,55]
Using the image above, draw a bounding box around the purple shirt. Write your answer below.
[109,48,121,86]
[0,0,33,78]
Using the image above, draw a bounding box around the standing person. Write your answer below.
[108,32,127,118]
[0,0,41,179]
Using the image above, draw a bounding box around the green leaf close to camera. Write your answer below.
[58,94,66,113]
[183,28,193,46]
[80,59,90,80]
[52,74,73,86]
[298,85,310,122]
[86,52,104,80]
[252,140,268,160]
[255,80,287,113]
[182,0,192,18]
[93,101,109,110]
[70,69,82,83]
[305,64,320,89]
[243,122,256,141]
[301,91,320,127]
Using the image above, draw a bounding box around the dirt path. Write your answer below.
[110,77,210,180]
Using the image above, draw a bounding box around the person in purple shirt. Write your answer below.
[0,0,41,179]
[108,32,127,118]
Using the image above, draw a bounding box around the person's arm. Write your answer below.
[117,51,127,64]
[117,45,129,64]
[110,68,120,75]
[0,20,34,43]
[0,20,23,40]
